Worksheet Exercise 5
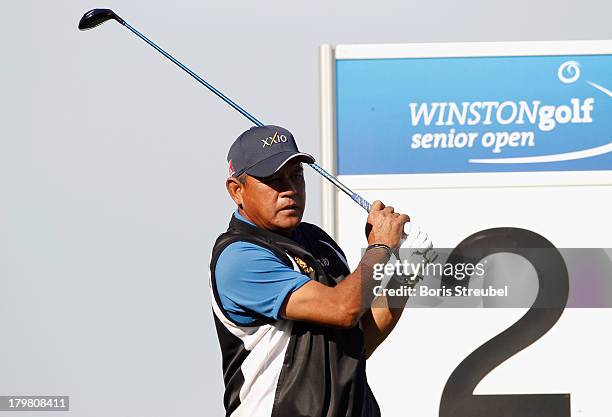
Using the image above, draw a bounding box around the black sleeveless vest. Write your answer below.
[210,216,381,417]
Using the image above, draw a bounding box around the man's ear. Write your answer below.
[226,177,244,208]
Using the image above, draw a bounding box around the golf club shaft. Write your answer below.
[118,19,372,213]
[121,21,262,127]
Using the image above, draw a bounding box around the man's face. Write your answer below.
[228,160,306,235]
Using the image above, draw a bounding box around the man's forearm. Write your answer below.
[362,275,411,358]
[333,246,392,327]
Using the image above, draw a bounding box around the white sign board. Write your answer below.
[319,41,612,417]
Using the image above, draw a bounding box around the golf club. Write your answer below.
[78,8,437,259]
[78,8,372,212]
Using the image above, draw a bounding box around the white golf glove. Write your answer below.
[393,222,439,284]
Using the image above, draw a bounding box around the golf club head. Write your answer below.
[78,9,123,30]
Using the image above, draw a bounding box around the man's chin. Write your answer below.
[275,211,303,230]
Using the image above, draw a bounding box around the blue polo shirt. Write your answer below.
[214,211,312,324]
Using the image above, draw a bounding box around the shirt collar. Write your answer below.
[233,209,255,226]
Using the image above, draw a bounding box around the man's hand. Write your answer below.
[365,200,410,250]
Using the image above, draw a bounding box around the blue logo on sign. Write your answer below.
[336,54,612,174]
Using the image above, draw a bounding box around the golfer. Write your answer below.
[210,125,410,417]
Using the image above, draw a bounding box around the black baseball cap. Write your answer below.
[227,125,315,178]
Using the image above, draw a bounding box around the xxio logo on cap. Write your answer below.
[261,131,288,148]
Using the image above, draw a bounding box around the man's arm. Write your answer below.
[279,247,391,328]
[280,201,408,329]
[360,279,410,358]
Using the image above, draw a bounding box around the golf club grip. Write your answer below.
[351,193,372,212]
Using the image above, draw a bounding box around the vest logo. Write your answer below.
[261,131,288,148]
[294,256,314,274]
[317,257,330,267]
